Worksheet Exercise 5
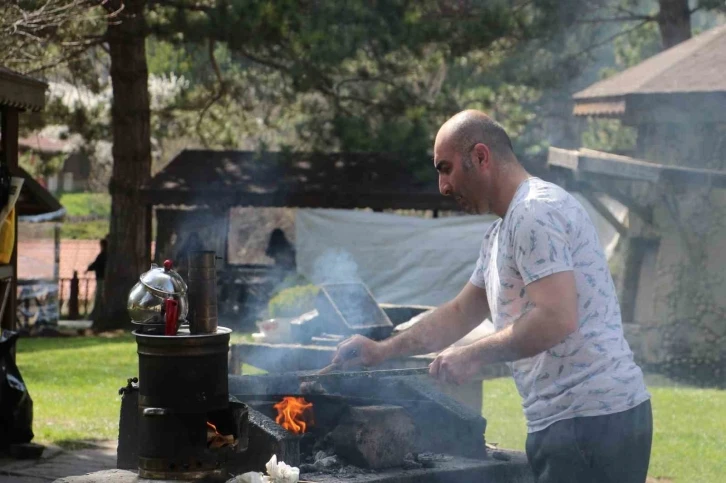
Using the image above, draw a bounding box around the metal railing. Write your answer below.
[58,275,96,319]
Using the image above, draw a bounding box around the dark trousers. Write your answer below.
[525,400,653,483]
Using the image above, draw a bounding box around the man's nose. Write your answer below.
[439,176,451,196]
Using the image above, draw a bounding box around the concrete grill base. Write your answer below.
[55,451,533,482]
[303,451,533,483]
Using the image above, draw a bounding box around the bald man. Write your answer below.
[331,110,652,483]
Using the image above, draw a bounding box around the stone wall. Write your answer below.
[627,122,726,386]
[646,184,726,385]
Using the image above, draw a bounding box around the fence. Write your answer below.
[58,275,96,319]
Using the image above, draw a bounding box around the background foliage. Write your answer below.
[2,0,725,328]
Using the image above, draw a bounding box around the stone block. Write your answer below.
[330,405,415,469]
[53,469,139,483]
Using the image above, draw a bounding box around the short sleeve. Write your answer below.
[469,249,487,289]
[513,202,573,285]
[469,224,497,289]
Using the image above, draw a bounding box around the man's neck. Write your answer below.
[490,164,531,218]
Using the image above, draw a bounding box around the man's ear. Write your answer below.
[474,143,490,168]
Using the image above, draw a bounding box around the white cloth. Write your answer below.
[295,200,624,308]
[469,178,649,433]
[296,208,498,306]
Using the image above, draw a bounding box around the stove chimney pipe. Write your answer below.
[187,250,218,334]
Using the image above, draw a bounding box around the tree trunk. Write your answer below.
[657,0,691,50]
[95,0,151,330]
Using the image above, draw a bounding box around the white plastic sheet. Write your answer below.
[296,209,497,306]
[295,193,626,307]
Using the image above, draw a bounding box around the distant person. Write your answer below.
[266,228,296,271]
[86,237,107,321]
[266,228,297,290]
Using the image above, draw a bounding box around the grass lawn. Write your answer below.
[483,375,726,483]
[57,192,111,239]
[58,193,111,218]
[16,334,726,481]
[60,219,111,240]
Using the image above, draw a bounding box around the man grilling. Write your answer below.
[330,110,653,483]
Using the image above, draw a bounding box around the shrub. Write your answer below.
[267,284,319,318]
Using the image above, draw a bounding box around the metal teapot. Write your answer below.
[127,260,189,324]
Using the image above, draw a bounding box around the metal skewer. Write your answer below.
[300,366,430,381]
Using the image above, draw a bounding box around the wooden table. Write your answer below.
[228,340,509,413]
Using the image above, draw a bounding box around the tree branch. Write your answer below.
[24,43,98,74]
[237,49,291,74]
[577,15,655,24]
[571,18,654,59]
[147,0,213,13]
[196,39,227,147]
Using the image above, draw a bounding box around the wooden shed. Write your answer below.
[142,149,456,325]
[0,67,63,334]
[143,149,457,262]
[548,24,726,384]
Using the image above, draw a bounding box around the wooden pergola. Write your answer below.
[143,149,458,265]
[547,25,726,383]
[0,67,62,335]
[548,23,726,325]
[143,149,456,212]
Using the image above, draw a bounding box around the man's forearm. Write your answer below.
[380,299,484,360]
[469,305,575,366]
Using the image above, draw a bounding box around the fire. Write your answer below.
[274,396,314,434]
[206,421,234,449]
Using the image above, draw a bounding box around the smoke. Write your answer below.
[309,248,361,285]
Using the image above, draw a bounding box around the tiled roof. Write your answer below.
[0,66,47,111]
[18,134,70,154]
[572,99,626,117]
[144,150,458,211]
[16,167,64,218]
[574,23,726,101]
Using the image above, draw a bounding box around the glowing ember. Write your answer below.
[206,421,235,449]
[274,396,314,434]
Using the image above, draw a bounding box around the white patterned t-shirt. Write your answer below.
[470,177,650,433]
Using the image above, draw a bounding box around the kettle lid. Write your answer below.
[139,260,188,295]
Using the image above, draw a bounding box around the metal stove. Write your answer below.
[120,251,250,480]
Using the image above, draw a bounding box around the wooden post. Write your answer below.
[69,271,80,320]
[0,107,19,335]
[53,223,61,281]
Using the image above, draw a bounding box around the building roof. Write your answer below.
[16,166,65,219]
[0,66,47,112]
[144,150,457,211]
[573,23,726,117]
[18,134,70,154]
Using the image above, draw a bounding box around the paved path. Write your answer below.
[0,441,116,482]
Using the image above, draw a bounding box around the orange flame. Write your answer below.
[206,421,235,449]
[274,396,314,434]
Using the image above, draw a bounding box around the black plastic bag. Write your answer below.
[0,330,34,448]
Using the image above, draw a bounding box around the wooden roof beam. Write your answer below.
[578,189,628,238]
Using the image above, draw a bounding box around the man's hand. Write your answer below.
[428,345,480,385]
[331,335,386,370]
